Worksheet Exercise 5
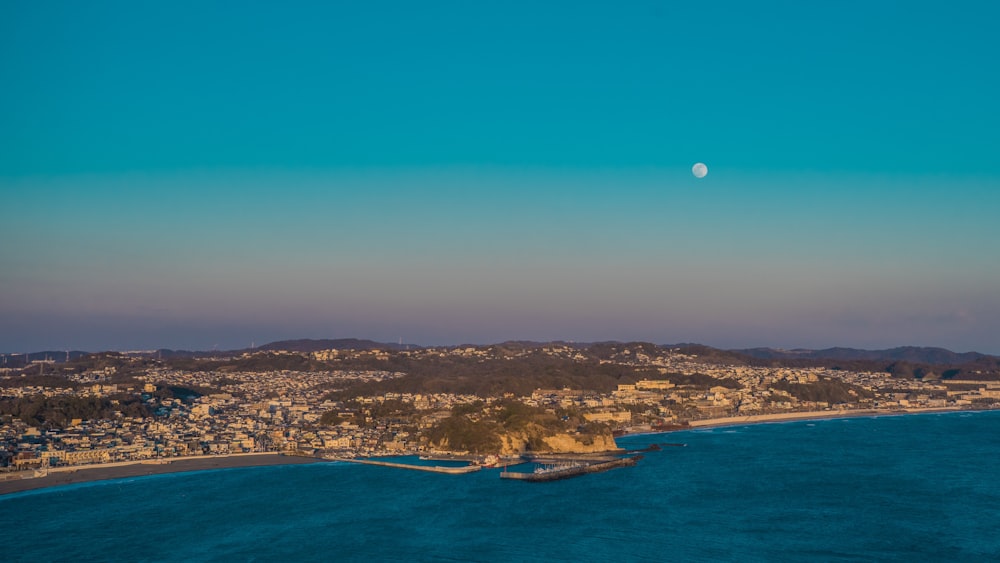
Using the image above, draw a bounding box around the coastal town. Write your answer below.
[2,342,999,476]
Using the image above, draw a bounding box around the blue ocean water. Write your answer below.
[4,411,999,561]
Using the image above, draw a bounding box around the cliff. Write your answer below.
[497,428,618,455]
[542,432,619,454]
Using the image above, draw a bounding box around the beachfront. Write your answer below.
[5,406,990,496]
[5,342,999,493]
[0,452,325,496]
[683,406,966,428]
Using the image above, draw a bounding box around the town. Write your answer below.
[3,342,999,472]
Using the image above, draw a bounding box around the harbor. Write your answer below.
[327,441,688,482]
[500,456,639,482]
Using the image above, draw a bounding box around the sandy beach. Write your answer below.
[684,407,967,429]
[0,453,327,496]
[619,406,984,438]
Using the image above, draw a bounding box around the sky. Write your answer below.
[2,1,999,353]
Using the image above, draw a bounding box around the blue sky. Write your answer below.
[2,1,999,353]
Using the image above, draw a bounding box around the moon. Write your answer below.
[692,162,708,179]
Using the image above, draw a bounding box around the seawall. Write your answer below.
[335,458,481,474]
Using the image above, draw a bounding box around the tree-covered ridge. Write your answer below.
[11,341,999,383]
[148,342,1000,382]
[770,378,873,404]
[325,355,657,399]
[1,394,150,428]
[423,400,611,454]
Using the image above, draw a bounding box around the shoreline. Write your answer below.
[4,408,996,496]
[0,453,327,496]
[688,407,957,428]
[621,406,996,437]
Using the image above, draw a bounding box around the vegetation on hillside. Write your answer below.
[168,353,337,373]
[0,394,150,428]
[0,375,80,389]
[424,414,503,453]
[660,372,742,389]
[152,341,1000,384]
[322,355,663,400]
[423,400,609,454]
[771,378,873,404]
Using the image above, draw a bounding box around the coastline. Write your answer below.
[686,407,964,428]
[4,408,996,496]
[623,406,993,437]
[0,453,326,496]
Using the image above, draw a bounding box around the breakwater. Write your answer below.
[335,458,482,474]
[500,456,638,482]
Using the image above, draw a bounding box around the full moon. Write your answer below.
[692,162,708,178]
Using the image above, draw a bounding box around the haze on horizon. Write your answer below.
[2,2,999,355]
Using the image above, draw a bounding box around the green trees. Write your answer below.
[771,378,872,404]
[424,414,502,453]
[0,394,150,428]
[425,399,609,453]
[319,411,344,426]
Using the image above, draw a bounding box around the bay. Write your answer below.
[4,410,999,561]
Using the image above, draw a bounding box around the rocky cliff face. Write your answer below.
[497,428,618,455]
[542,432,618,453]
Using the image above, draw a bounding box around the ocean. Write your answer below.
[4,410,999,561]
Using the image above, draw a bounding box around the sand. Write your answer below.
[0,453,327,496]
[618,406,987,439]
[685,407,966,429]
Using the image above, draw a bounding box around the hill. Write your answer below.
[735,346,992,365]
[0,351,89,369]
[7,341,999,382]
[257,338,415,353]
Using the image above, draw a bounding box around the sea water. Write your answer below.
[4,410,999,561]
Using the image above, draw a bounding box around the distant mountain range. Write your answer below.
[146,339,416,360]
[0,351,90,368]
[257,338,414,353]
[2,341,996,368]
[732,346,991,365]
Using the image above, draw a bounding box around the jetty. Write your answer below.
[334,458,481,474]
[626,442,687,454]
[500,456,638,482]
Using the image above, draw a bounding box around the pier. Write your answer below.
[334,458,482,474]
[500,456,638,482]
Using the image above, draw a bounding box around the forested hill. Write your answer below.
[7,342,1000,385]
[257,338,416,352]
[734,346,992,365]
